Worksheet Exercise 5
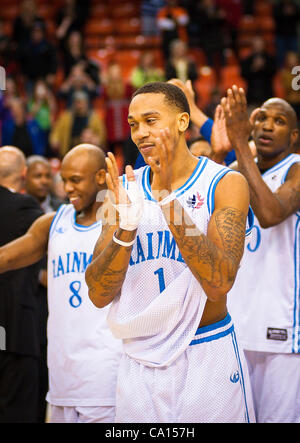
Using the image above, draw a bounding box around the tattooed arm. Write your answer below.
[163,171,250,302]
[85,223,136,308]
[85,153,138,308]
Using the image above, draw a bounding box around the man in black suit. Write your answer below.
[0,146,43,423]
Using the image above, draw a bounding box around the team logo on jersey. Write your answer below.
[186,192,204,210]
[55,227,66,234]
[230,370,240,384]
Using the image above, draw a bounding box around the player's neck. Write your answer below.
[169,146,199,190]
[75,203,99,226]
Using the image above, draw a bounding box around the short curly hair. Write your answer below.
[132,81,190,116]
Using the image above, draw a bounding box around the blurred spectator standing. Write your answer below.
[165,39,198,85]
[192,0,226,70]
[27,80,57,158]
[12,0,45,50]
[59,63,99,109]
[141,0,165,36]
[274,0,300,67]
[61,31,101,88]
[157,0,189,59]
[102,62,132,153]
[50,90,106,158]
[2,98,46,157]
[55,0,90,52]
[241,36,277,107]
[130,51,165,89]
[0,20,17,78]
[215,0,243,53]
[16,21,57,94]
[281,51,300,121]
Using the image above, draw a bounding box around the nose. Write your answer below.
[64,181,74,194]
[262,117,274,132]
[136,122,150,140]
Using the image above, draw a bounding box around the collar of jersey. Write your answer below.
[71,210,102,232]
[142,156,209,202]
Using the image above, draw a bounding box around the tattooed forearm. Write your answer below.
[164,203,247,297]
[214,207,245,265]
[86,229,135,307]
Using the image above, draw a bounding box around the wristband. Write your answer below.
[112,231,135,247]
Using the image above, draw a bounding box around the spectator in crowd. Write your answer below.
[215,0,243,53]
[241,36,277,107]
[27,80,57,157]
[61,31,101,87]
[55,0,90,51]
[0,77,20,124]
[193,0,226,70]
[157,0,189,59]
[80,127,102,147]
[165,39,198,85]
[0,146,44,423]
[2,98,47,157]
[0,20,17,78]
[141,0,165,37]
[281,51,300,122]
[274,0,300,67]
[25,155,63,422]
[59,63,99,109]
[12,0,44,50]
[102,61,132,155]
[130,51,165,90]
[25,156,63,213]
[16,21,57,94]
[50,90,106,158]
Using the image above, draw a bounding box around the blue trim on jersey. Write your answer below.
[49,204,67,238]
[281,156,300,185]
[142,158,208,202]
[175,157,208,198]
[292,216,300,353]
[230,329,251,423]
[262,154,298,179]
[72,211,102,232]
[207,168,231,215]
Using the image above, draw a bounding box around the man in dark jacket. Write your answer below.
[0,146,43,423]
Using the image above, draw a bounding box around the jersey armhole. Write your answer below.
[49,204,67,239]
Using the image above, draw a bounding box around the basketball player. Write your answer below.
[223,86,300,423]
[0,144,122,423]
[85,82,256,423]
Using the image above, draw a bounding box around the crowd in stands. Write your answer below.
[0,0,300,188]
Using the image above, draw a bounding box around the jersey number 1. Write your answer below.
[154,268,166,293]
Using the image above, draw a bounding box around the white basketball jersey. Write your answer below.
[46,204,123,406]
[108,157,253,367]
[228,154,300,354]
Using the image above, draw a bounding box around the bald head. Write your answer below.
[0,146,27,191]
[262,98,298,130]
[62,144,107,171]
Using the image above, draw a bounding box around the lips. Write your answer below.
[69,196,80,206]
[139,143,155,153]
[257,134,273,145]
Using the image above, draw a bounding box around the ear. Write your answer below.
[290,128,299,149]
[96,168,107,186]
[177,112,190,133]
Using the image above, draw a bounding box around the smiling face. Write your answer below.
[60,147,106,214]
[252,100,298,163]
[128,92,189,163]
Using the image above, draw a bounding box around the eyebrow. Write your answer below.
[259,109,288,118]
[128,111,161,120]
